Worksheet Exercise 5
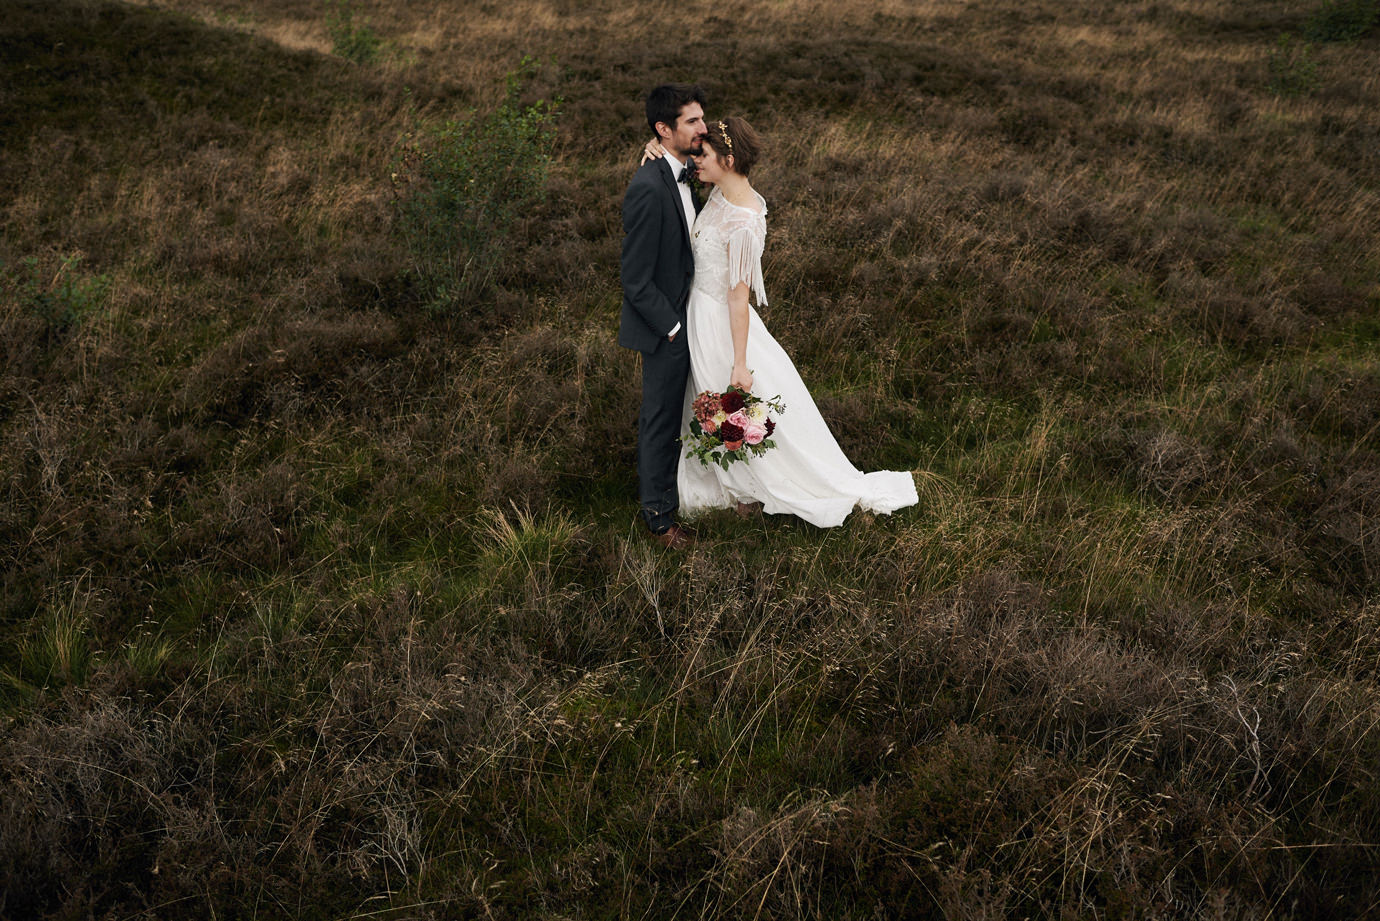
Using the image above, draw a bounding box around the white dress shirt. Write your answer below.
[662,151,695,339]
[663,150,696,239]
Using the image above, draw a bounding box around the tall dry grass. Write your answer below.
[2,0,1379,917]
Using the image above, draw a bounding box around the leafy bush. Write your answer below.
[391,57,560,311]
[1304,0,1379,41]
[2,254,110,333]
[1267,34,1322,96]
[325,0,381,64]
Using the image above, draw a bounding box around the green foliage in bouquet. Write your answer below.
[391,56,560,311]
[684,386,786,470]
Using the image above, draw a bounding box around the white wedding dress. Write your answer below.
[677,187,919,527]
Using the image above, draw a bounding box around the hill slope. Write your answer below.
[2,0,1378,917]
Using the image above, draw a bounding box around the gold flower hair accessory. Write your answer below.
[718,121,733,150]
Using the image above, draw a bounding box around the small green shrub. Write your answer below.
[3,254,110,332]
[325,0,381,64]
[1304,0,1379,41]
[391,56,560,311]
[1267,34,1322,96]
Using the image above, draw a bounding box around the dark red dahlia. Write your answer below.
[718,420,745,443]
[720,389,746,413]
[764,418,775,436]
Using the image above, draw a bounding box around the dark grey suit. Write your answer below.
[620,158,701,533]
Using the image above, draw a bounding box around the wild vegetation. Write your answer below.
[1,0,1378,918]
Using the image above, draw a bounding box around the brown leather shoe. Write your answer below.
[735,501,762,518]
[651,524,694,550]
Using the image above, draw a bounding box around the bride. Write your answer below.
[644,117,918,528]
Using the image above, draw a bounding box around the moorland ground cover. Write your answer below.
[2,0,1378,917]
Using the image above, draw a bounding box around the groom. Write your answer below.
[620,83,708,550]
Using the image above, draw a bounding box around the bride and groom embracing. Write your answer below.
[620,83,918,549]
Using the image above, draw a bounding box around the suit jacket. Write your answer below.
[619,158,701,354]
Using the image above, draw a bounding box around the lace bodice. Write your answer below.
[691,187,768,306]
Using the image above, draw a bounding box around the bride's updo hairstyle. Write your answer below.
[703,116,761,176]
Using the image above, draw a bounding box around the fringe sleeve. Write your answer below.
[725,222,767,307]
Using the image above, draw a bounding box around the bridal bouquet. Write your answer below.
[684,386,785,469]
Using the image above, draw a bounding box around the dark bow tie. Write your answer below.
[677,164,692,184]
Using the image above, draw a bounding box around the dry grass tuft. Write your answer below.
[2,0,1378,917]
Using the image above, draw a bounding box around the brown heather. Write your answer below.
[2,0,1379,917]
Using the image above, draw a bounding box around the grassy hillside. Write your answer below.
[2,0,1378,917]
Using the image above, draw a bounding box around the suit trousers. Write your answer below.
[638,332,691,533]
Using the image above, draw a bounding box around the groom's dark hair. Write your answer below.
[646,83,707,134]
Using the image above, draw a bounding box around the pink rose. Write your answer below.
[726,410,766,445]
